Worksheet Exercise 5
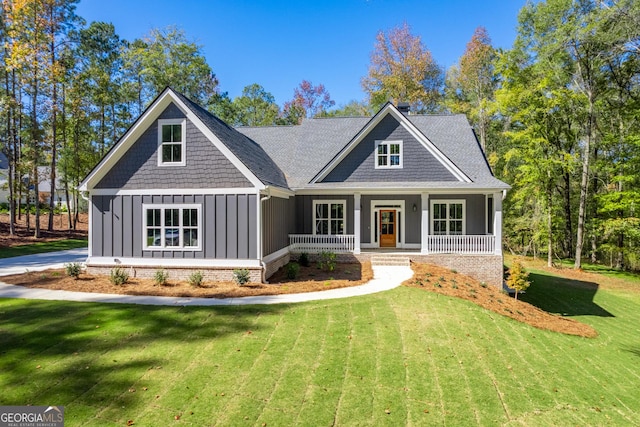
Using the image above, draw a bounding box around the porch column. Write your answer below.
[354,193,361,254]
[421,192,429,254]
[493,191,503,255]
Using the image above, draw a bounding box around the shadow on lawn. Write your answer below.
[0,300,287,407]
[521,272,614,318]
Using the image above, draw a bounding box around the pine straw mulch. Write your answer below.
[402,263,598,338]
[0,262,374,299]
[0,213,88,247]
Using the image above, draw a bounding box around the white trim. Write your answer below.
[90,188,260,196]
[293,187,509,195]
[88,195,93,257]
[311,103,471,183]
[264,186,294,199]
[354,193,361,254]
[312,199,347,235]
[430,199,466,235]
[421,192,429,254]
[369,200,406,248]
[142,204,202,251]
[157,118,186,166]
[374,140,403,169]
[86,256,262,268]
[493,192,503,255]
[262,246,290,264]
[80,88,265,191]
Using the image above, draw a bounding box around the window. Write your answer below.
[313,200,346,235]
[158,119,186,166]
[431,200,465,235]
[143,204,200,250]
[375,140,403,169]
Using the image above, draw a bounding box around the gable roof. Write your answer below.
[80,87,288,192]
[238,106,509,191]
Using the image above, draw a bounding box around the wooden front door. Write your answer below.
[380,210,396,248]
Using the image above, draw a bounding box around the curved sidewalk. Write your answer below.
[0,250,412,306]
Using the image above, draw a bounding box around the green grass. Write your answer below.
[1,273,639,426]
[0,238,87,259]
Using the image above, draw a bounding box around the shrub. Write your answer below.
[154,269,169,286]
[109,267,129,286]
[285,262,300,280]
[64,262,82,280]
[506,260,531,300]
[317,251,337,272]
[188,271,204,287]
[298,252,310,267]
[233,268,250,285]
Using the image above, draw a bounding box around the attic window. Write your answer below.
[375,140,403,169]
[158,119,186,166]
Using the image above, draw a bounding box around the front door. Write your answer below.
[380,210,396,248]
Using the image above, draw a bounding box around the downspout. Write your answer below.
[259,187,271,283]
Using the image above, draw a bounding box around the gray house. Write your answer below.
[80,88,509,286]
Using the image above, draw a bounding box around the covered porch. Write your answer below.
[288,191,503,256]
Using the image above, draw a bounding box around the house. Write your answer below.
[79,87,510,287]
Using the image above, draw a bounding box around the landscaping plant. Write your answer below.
[285,262,300,280]
[317,251,337,272]
[153,269,169,286]
[109,267,129,286]
[506,260,531,300]
[188,271,205,287]
[298,252,310,267]
[64,262,82,280]
[233,268,250,285]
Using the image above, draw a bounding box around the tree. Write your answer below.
[362,22,443,112]
[321,100,372,117]
[506,260,530,300]
[128,26,218,106]
[281,80,335,124]
[232,83,279,126]
[445,27,497,152]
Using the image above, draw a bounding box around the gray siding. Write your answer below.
[91,193,257,259]
[294,195,355,235]
[96,103,252,189]
[321,114,458,183]
[262,196,296,257]
[430,194,487,235]
[361,195,422,244]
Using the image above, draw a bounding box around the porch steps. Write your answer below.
[370,255,411,267]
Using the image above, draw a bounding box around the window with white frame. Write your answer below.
[375,140,403,169]
[158,119,186,166]
[143,205,200,250]
[313,200,346,235]
[431,200,465,235]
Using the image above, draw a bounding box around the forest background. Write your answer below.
[1,0,638,270]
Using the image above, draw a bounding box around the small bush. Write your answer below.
[188,271,204,287]
[154,269,169,286]
[506,260,531,300]
[285,262,300,280]
[298,252,310,267]
[233,269,250,286]
[317,251,337,272]
[109,267,129,286]
[64,262,82,280]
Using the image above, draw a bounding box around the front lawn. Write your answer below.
[0,238,87,259]
[1,267,639,426]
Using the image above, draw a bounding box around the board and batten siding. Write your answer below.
[321,114,458,183]
[91,194,257,260]
[360,194,422,244]
[429,194,487,235]
[96,102,252,190]
[262,196,295,257]
[294,195,355,235]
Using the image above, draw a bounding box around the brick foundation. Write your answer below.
[263,252,291,280]
[86,265,262,283]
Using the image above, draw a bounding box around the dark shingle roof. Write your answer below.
[174,91,289,189]
[237,114,509,190]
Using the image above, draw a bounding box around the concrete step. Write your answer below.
[370,256,411,266]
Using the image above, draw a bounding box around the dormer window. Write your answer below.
[375,140,403,169]
[158,119,186,166]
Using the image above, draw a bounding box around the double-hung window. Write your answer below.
[375,140,403,169]
[313,200,346,235]
[431,200,465,235]
[143,204,201,250]
[158,119,186,166]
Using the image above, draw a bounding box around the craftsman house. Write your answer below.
[80,88,509,287]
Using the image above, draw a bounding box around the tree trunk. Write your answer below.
[574,95,594,269]
[547,185,553,268]
[562,172,573,257]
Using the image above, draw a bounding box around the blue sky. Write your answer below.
[76,0,527,107]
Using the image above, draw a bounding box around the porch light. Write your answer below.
[413,203,417,212]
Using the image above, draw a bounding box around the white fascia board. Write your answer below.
[312,104,396,183]
[81,90,176,191]
[292,187,506,196]
[169,93,266,190]
[91,188,260,196]
[87,256,262,268]
[263,186,294,199]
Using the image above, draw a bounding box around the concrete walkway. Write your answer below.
[0,250,413,306]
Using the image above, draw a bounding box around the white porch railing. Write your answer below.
[427,235,495,254]
[289,234,355,253]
